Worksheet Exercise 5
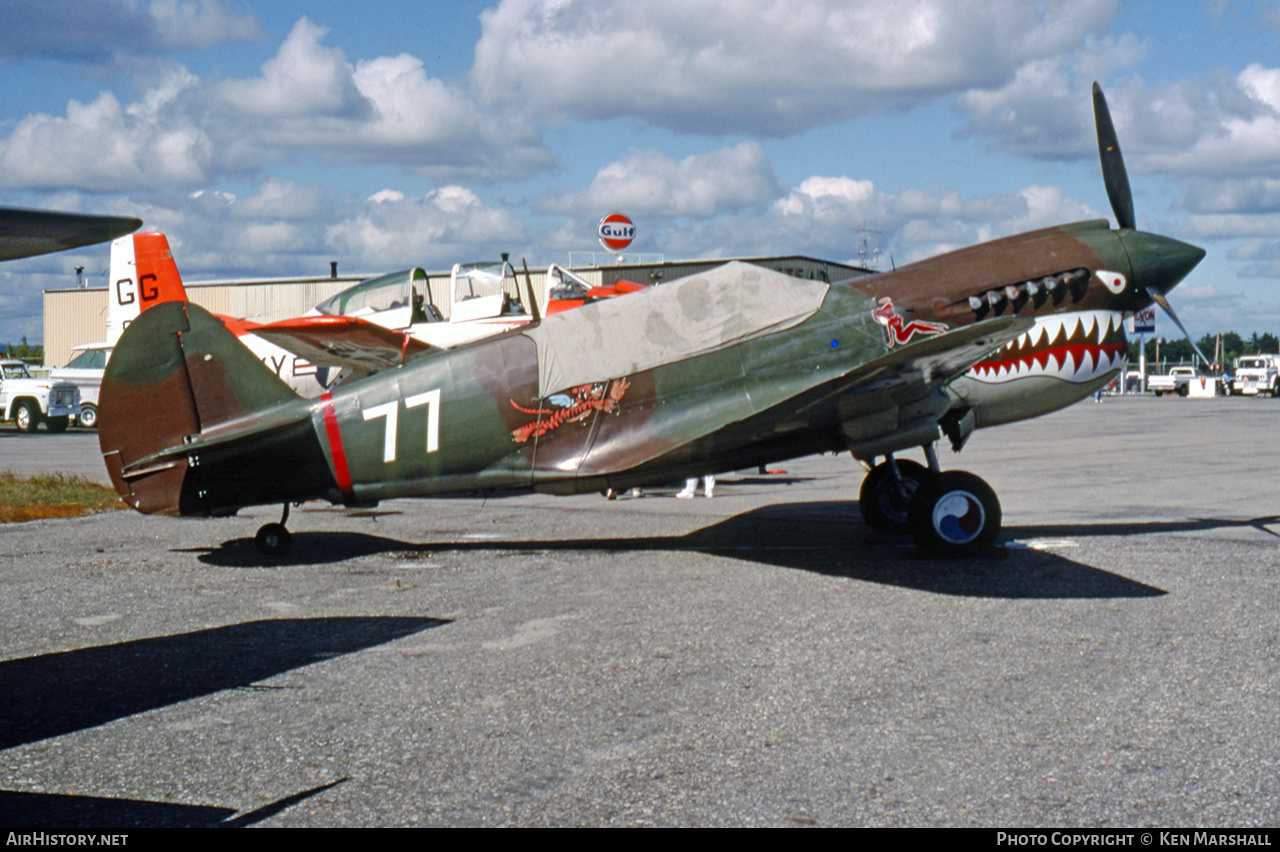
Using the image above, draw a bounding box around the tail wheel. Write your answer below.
[908,470,1001,556]
[859,459,929,534]
[254,523,292,556]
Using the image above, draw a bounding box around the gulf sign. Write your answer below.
[598,212,635,252]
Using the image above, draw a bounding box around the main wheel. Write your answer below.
[78,404,98,428]
[908,470,1001,556]
[14,401,37,433]
[254,523,292,556]
[859,459,930,534]
[45,416,69,433]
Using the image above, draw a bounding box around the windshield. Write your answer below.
[1,363,31,379]
[547,265,592,301]
[451,261,512,304]
[1238,359,1266,370]
[65,348,110,370]
[316,268,429,318]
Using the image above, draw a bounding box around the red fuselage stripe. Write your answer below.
[321,392,355,503]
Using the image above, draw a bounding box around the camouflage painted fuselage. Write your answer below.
[104,264,950,516]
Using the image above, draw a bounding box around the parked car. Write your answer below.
[49,343,111,427]
[0,359,80,432]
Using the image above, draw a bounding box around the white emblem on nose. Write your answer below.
[1096,270,1126,294]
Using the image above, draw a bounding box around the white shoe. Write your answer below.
[704,487,714,498]
[676,489,695,499]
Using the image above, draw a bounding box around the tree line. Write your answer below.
[2,338,43,364]
[1127,332,1279,368]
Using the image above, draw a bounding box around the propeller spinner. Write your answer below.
[1092,82,1209,365]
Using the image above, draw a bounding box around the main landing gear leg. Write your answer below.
[858,453,931,534]
[858,443,1004,556]
[254,503,293,556]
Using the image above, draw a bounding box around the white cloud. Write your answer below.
[0,17,553,191]
[961,61,1280,182]
[326,187,528,268]
[472,0,1121,133]
[0,68,215,191]
[540,143,781,216]
[216,19,368,119]
[1136,65,1280,179]
[212,18,551,182]
[233,179,330,220]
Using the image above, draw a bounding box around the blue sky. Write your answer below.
[1,0,1278,347]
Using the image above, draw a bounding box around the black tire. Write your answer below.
[78,404,98,428]
[908,470,1002,556]
[45,416,69,433]
[254,523,292,556]
[859,459,930,534]
[13,401,38,433]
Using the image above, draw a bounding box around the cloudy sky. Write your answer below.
[1,0,1277,346]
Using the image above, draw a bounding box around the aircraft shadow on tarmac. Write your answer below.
[0,779,345,830]
[0,617,442,753]
[187,500,1203,600]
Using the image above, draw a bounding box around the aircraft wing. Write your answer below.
[577,315,1035,480]
[0,207,142,261]
[252,315,432,377]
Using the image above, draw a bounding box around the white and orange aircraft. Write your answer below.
[104,235,649,396]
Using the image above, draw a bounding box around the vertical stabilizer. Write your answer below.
[99,301,333,516]
[106,232,189,344]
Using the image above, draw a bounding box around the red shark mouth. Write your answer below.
[968,310,1128,384]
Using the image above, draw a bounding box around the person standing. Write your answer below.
[677,475,715,498]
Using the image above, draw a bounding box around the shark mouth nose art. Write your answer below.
[966,310,1126,384]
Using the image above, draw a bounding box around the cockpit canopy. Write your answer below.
[316,268,432,321]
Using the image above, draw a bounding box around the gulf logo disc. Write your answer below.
[598,212,635,252]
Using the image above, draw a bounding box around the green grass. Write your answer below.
[0,471,124,523]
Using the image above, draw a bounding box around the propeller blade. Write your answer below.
[1093,82,1136,231]
[1150,290,1214,367]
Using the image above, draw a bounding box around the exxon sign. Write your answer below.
[598,213,635,253]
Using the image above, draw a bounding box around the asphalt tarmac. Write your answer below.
[1,395,1278,827]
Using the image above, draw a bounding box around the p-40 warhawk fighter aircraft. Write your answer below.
[98,84,1203,556]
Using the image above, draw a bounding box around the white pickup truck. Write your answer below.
[49,343,111,427]
[1231,355,1280,397]
[0,359,81,432]
[1148,366,1200,396]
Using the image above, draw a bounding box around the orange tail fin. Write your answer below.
[107,231,189,343]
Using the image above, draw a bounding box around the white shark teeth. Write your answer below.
[966,310,1127,384]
